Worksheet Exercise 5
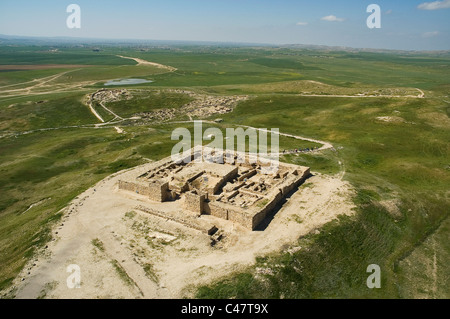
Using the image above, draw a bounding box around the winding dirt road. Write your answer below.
[116,55,177,72]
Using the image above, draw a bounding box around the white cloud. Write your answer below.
[321,15,345,22]
[385,9,393,14]
[422,31,440,37]
[418,0,450,10]
[296,22,308,26]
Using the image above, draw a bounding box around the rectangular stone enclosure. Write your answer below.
[118,148,310,230]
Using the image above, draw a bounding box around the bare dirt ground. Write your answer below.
[10,157,355,299]
[117,55,177,72]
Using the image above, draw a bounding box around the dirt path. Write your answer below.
[241,125,334,152]
[86,100,105,123]
[99,101,123,121]
[116,55,177,72]
[0,70,83,96]
[432,237,438,298]
[296,93,425,98]
[416,88,425,98]
[158,120,335,155]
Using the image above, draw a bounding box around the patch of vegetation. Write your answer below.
[91,238,105,252]
[196,273,266,299]
[256,199,269,208]
[143,263,159,284]
[0,93,95,132]
[124,211,137,219]
[37,281,58,299]
[110,259,135,287]
[292,215,303,224]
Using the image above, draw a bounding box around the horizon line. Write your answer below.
[1,33,450,53]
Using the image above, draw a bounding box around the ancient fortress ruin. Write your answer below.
[118,148,310,231]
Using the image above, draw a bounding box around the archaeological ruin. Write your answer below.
[118,148,310,231]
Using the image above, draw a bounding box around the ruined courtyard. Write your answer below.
[118,148,311,233]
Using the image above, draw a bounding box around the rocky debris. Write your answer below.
[376,116,405,123]
[375,116,416,125]
[90,89,132,103]
[137,108,177,121]
[256,267,274,275]
[181,95,248,119]
[165,89,196,96]
[132,91,247,123]
[286,246,302,255]
[87,88,247,123]
[210,229,225,248]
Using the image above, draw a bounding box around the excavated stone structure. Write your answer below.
[118,148,310,230]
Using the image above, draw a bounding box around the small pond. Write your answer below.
[104,78,153,86]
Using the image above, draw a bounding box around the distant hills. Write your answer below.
[1,34,449,55]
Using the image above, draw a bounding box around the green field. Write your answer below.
[0,44,449,298]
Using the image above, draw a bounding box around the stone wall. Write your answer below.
[204,201,228,220]
[238,169,257,182]
[204,201,253,230]
[135,205,211,233]
[210,166,239,195]
[118,180,153,197]
[118,180,170,202]
[183,191,205,214]
[251,191,283,230]
[120,150,311,231]
[250,167,311,229]
[201,167,310,230]
[228,207,253,230]
[148,181,170,202]
[280,168,311,196]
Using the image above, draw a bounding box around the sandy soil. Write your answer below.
[10,157,355,299]
[117,55,177,72]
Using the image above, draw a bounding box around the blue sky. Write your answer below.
[0,0,449,50]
